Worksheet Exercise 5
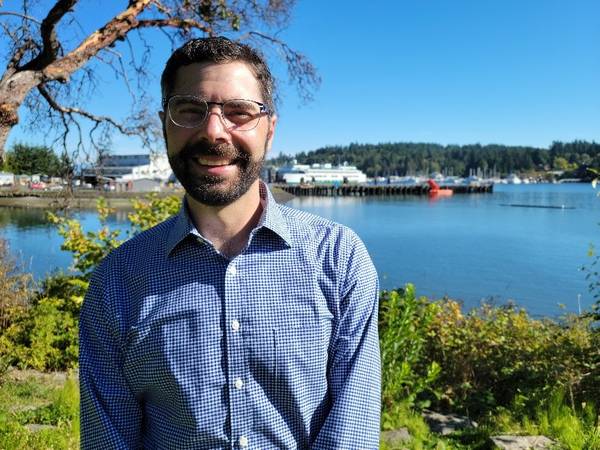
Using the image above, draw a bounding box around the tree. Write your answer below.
[5,142,71,176]
[0,0,319,163]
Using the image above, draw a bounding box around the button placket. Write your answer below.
[224,259,247,448]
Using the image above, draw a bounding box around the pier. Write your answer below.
[272,183,494,197]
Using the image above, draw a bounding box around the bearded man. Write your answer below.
[80,37,381,450]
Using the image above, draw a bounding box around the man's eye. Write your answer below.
[224,103,259,122]
[177,104,206,115]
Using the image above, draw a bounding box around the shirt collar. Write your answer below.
[165,182,293,256]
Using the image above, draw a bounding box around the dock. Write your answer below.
[272,183,494,197]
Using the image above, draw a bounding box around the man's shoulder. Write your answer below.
[276,203,340,230]
[274,203,363,248]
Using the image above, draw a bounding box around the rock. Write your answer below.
[490,435,555,449]
[422,410,478,435]
[381,428,411,449]
[24,424,58,433]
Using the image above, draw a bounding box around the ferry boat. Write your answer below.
[276,161,367,185]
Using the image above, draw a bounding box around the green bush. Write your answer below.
[0,278,82,371]
[424,300,600,416]
[379,285,441,429]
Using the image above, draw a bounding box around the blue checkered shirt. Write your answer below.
[80,184,381,449]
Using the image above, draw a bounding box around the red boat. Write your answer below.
[427,179,453,196]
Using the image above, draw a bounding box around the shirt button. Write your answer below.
[227,264,237,276]
[235,378,244,389]
[231,320,240,332]
[239,436,249,448]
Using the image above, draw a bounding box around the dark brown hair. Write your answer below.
[160,37,275,114]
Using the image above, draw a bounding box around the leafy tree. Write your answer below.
[0,0,319,163]
[5,142,71,176]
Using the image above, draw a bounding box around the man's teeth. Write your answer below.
[196,158,232,166]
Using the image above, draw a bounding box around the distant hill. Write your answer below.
[269,140,600,179]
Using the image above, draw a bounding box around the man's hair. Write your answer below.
[161,37,275,114]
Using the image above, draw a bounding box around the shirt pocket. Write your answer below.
[123,312,223,399]
[274,321,330,384]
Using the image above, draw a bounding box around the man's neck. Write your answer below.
[186,181,263,258]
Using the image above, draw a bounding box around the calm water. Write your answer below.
[1,183,598,317]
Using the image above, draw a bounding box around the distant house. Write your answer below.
[0,172,15,186]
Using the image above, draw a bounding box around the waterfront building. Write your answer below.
[84,154,172,181]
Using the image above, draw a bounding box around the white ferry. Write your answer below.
[276,161,367,185]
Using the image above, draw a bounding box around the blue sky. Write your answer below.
[5,0,600,157]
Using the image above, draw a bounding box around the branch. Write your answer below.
[21,0,78,71]
[135,17,212,34]
[8,39,38,70]
[0,11,42,25]
[42,0,154,82]
[244,30,320,101]
[37,83,137,136]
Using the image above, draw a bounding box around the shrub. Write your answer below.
[424,300,600,417]
[0,277,83,371]
[379,285,441,429]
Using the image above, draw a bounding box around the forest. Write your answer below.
[270,140,600,179]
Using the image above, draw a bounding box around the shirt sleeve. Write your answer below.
[312,230,381,450]
[79,259,143,449]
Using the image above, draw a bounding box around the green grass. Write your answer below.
[0,369,79,450]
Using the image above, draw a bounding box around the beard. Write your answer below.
[168,139,265,207]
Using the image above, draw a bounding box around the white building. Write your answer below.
[84,153,172,182]
[276,161,367,185]
[0,172,14,186]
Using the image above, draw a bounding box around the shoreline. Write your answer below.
[0,187,295,209]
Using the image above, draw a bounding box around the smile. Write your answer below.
[195,156,235,167]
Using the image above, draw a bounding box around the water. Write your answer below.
[1,183,598,317]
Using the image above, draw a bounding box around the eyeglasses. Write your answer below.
[165,95,270,131]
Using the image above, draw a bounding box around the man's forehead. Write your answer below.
[172,61,261,96]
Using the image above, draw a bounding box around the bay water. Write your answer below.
[1,183,598,317]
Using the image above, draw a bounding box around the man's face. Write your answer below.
[161,61,276,207]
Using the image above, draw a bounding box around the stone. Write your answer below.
[24,424,58,433]
[422,410,478,435]
[490,435,555,449]
[381,428,411,448]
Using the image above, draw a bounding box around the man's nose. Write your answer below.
[201,109,229,143]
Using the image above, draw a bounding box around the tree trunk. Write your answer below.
[0,69,43,164]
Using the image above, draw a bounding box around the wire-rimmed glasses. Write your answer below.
[165,95,270,131]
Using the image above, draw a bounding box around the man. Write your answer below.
[80,37,380,449]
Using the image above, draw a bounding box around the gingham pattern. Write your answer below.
[80,183,381,450]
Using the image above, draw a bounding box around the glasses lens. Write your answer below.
[223,100,263,131]
[168,96,207,128]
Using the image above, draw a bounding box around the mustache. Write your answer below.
[178,141,249,163]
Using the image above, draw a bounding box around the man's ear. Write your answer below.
[159,111,168,147]
[265,114,277,151]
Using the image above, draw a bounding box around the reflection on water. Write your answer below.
[0,207,53,230]
[0,207,131,281]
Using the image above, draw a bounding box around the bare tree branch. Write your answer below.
[135,17,212,34]
[244,30,320,102]
[38,83,138,136]
[21,0,78,71]
[0,11,42,25]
